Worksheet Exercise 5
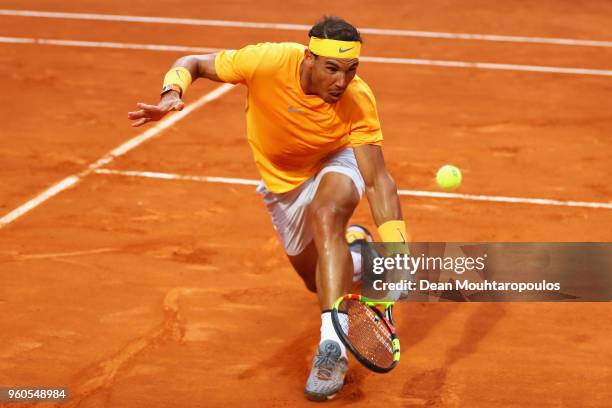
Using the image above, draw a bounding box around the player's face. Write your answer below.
[311,56,359,103]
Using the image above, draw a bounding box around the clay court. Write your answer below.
[1,1,611,406]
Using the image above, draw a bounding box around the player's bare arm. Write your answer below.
[127,53,223,127]
[353,144,403,227]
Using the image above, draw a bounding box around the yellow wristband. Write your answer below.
[162,67,192,96]
[377,220,408,243]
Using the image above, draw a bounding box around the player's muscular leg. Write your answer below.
[287,172,360,300]
[310,173,360,309]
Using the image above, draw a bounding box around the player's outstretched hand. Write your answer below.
[128,94,185,127]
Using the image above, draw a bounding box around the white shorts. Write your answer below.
[257,148,365,256]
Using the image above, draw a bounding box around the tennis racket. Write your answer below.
[331,294,400,373]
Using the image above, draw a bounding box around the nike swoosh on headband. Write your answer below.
[338,47,355,53]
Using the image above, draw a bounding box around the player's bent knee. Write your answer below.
[310,203,348,234]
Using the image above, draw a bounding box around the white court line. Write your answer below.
[2,36,612,77]
[0,36,220,53]
[94,169,260,186]
[1,9,612,48]
[93,169,612,210]
[360,56,612,76]
[0,83,235,228]
[396,189,612,209]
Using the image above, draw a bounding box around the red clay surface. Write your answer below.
[1,1,611,407]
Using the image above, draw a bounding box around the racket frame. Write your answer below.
[331,293,401,373]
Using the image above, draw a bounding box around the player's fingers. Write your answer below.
[136,102,158,111]
[172,101,185,112]
[131,117,149,127]
[134,118,149,127]
[127,110,145,119]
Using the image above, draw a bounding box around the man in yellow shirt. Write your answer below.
[129,16,407,401]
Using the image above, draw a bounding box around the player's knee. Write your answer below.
[310,203,346,235]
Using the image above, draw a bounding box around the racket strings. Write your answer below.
[341,299,394,368]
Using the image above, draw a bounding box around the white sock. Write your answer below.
[320,311,348,358]
[350,249,362,282]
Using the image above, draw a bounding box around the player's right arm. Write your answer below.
[172,53,225,83]
[127,53,224,127]
[129,44,275,127]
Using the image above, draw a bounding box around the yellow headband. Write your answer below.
[308,37,361,59]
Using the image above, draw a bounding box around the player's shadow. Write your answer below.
[400,303,506,406]
[396,302,460,350]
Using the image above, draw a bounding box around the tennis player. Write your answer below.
[128,16,407,401]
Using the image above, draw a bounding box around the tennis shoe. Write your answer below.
[346,224,376,283]
[345,224,373,249]
[304,340,348,401]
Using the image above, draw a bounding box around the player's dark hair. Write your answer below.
[308,16,362,43]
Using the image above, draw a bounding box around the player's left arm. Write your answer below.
[354,144,407,242]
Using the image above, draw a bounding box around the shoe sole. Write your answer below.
[304,390,338,401]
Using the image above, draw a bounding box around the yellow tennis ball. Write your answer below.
[436,165,462,190]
